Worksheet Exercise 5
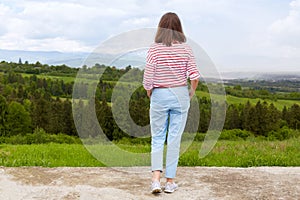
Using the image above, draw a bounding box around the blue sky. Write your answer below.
[0,0,299,72]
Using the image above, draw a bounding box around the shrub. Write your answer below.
[194,133,206,141]
[3,134,28,144]
[115,137,151,145]
[268,126,300,141]
[0,128,81,144]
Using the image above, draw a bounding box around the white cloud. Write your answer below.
[121,17,154,29]
[0,0,240,52]
[0,33,93,52]
[0,0,139,51]
[268,0,300,48]
[228,0,300,71]
[0,0,299,71]
[0,3,13,36]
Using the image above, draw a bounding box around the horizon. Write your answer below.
[0,48,299,75]
[1,54,300,76]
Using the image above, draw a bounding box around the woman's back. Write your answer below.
[144,42,199,89]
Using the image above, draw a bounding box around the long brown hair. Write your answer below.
[155,12,186,46]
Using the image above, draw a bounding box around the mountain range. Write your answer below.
[0,49,89,68]
[0,49,299,81]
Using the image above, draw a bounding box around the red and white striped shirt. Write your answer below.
[143,43,200,90]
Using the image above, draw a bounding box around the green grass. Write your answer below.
[20,73,141,86]
[1,139,299,167]
[179,139,300,167]
[196,91,299,110]
[0,143,104,167]
[20,73,76,83]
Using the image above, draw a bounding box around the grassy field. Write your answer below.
[0,143,103,167]
[2,72,298,109]
[196,91,299,110]
[179,139,300,167]
[1,139,299,167]
[20,73,76,83]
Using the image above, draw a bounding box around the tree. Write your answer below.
[233,85,242,90]
[48,97,64,134]
[113,95,131,136]
[17,85,25,99]
[62,98,76,135]
[6,101,31,135]
[248,106,259,134]
[31,95,51,131]
[255,101,269,135]
[224,104,241,130]
[96,98,117,140]
[50,80,63,96]
[266,103,281,132]
[282,106,288,122]
[0,95,7,136]
[129,88,150,127]
[241,101,252,131]
[287,104,300,129]
[72,99,86,137]
[198,97,211,133]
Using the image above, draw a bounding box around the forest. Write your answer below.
[0,60,299,143]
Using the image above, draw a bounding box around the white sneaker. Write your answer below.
[151,181,162,193]
[164,182,178,193]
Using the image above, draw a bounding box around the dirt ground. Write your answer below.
[0,167,299,200]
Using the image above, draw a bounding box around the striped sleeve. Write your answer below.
[186,46,200,80]
[143,46,156,90]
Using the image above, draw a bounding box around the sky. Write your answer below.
[0,0,300,72]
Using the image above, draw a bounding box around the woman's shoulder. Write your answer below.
[150,43,163,48]
[148,43,167,53]
[149,42,192,52]
[178,42,192,49]
[178,43,193,54]
[148,43,160,50]
[150,42,189,48]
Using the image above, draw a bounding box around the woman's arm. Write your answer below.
[143,46,156,97]
[189,79,199,99]
[186,45,200,99]
[147,90,152,98]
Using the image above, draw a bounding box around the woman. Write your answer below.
[143,12,200,194]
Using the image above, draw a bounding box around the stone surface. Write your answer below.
[0,167,299,200]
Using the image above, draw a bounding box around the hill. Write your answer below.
[0,49,88,67]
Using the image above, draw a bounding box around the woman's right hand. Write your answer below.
[189,89,195,99]
[189,79,199,99]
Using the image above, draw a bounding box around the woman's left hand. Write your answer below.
[147,90,152,98]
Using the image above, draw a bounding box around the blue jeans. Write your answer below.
[150,86,190,178]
